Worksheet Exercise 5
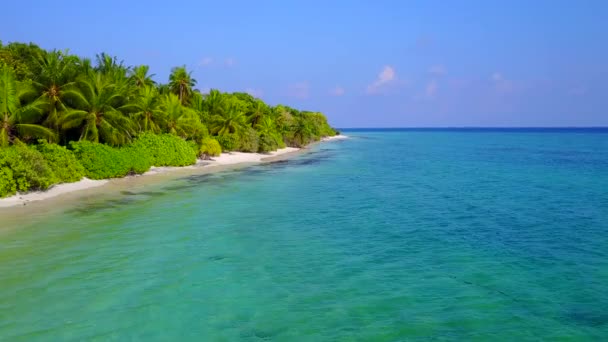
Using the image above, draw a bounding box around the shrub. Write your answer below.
[0,165,16,198]
[131,133,196,167]
[122,145,153,175]
[258,134,279,153]
[36,141,85,183]
[0,144,57,194]
[199,137,221,158]
[237,127,259,153]
[70,141,131,179]
[216,133,239,152]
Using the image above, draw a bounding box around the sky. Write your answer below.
[1,0,607,127]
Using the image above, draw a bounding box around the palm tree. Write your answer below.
[161,93,203,139]
[210,102,248,136]
[202,89,226,124]
[0,65,56,147]
[247,99,268,126]
[168,66,196,105]
[95,53,128,76]
[129,65,155,88]
[256,117,279,139]
[189,91,210,123]
[33,50,79,132]
[60,71,133,145]
[95,53,132,99]
[291,117,313,147]
[123,85,164,133]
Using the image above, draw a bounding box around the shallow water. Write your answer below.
[1,129,607,340]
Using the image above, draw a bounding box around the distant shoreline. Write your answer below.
[0,135,348,209]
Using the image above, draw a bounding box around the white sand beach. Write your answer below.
[0,147,301,208]
[0,137,348,209]
[206,147,300,165]
[0,178,108,208]
[321,135,349,142]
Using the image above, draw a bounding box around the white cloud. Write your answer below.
[245,88,264,98]
[428,65,446,75]
[329,86,345,96]
[366,66,397,94]
[198,57,213,66]
[287,82,310,99]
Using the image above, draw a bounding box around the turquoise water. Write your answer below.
[1,129,607,340]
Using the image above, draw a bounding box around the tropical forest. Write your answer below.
[0,42,338,198]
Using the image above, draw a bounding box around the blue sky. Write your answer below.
[1,0,607,127]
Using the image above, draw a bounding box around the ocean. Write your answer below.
[1,129,607,340]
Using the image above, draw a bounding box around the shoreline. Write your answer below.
[0,135,347,209]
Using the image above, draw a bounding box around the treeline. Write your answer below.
[0,42,338,197]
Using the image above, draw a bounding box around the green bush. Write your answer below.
[122,145,153,174]
[216,133,239,152]
[70,141,131,179]
[199,137,221,158]
[131,133,196,167]
[258,134,279,153]
[237,127,259,153]
[0,144,57,194]
[36,141,85,183]
[71,135,197,180]
[0,165,16,198]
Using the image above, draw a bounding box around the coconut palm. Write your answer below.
[203,89,225,119]
[256,117,280,140]
[129,65,155,88]
[33,50,79,132]
[189,91,211,123]
[95,53,128,76]
[247,99,268,126]
[123,85,164,133]
[168,66,196,105]
[210,101,248,136]
[0,65,56,147]
[161,93,204,139]
[60,71,133,145]
[291,117,313,147]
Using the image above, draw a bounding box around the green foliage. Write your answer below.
[169,66,196,105]
[258,134,280,153]
[70,134,197,179]
[130,133,196,167]
[70,141,131,179]
[0,65,57,147]
[0,164,16,198]
[0,144,57,194]
[121,145,153,175]
[0,42,45,80]
[199,137,222,158]
[0,40,338,194]
[216,133,239,152]
[255,117,283,152]
[35,141,84,183]
[237,127,259,152]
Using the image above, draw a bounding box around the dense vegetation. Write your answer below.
[0,41,338,198]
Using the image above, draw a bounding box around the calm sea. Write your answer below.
[1,129,607,340]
